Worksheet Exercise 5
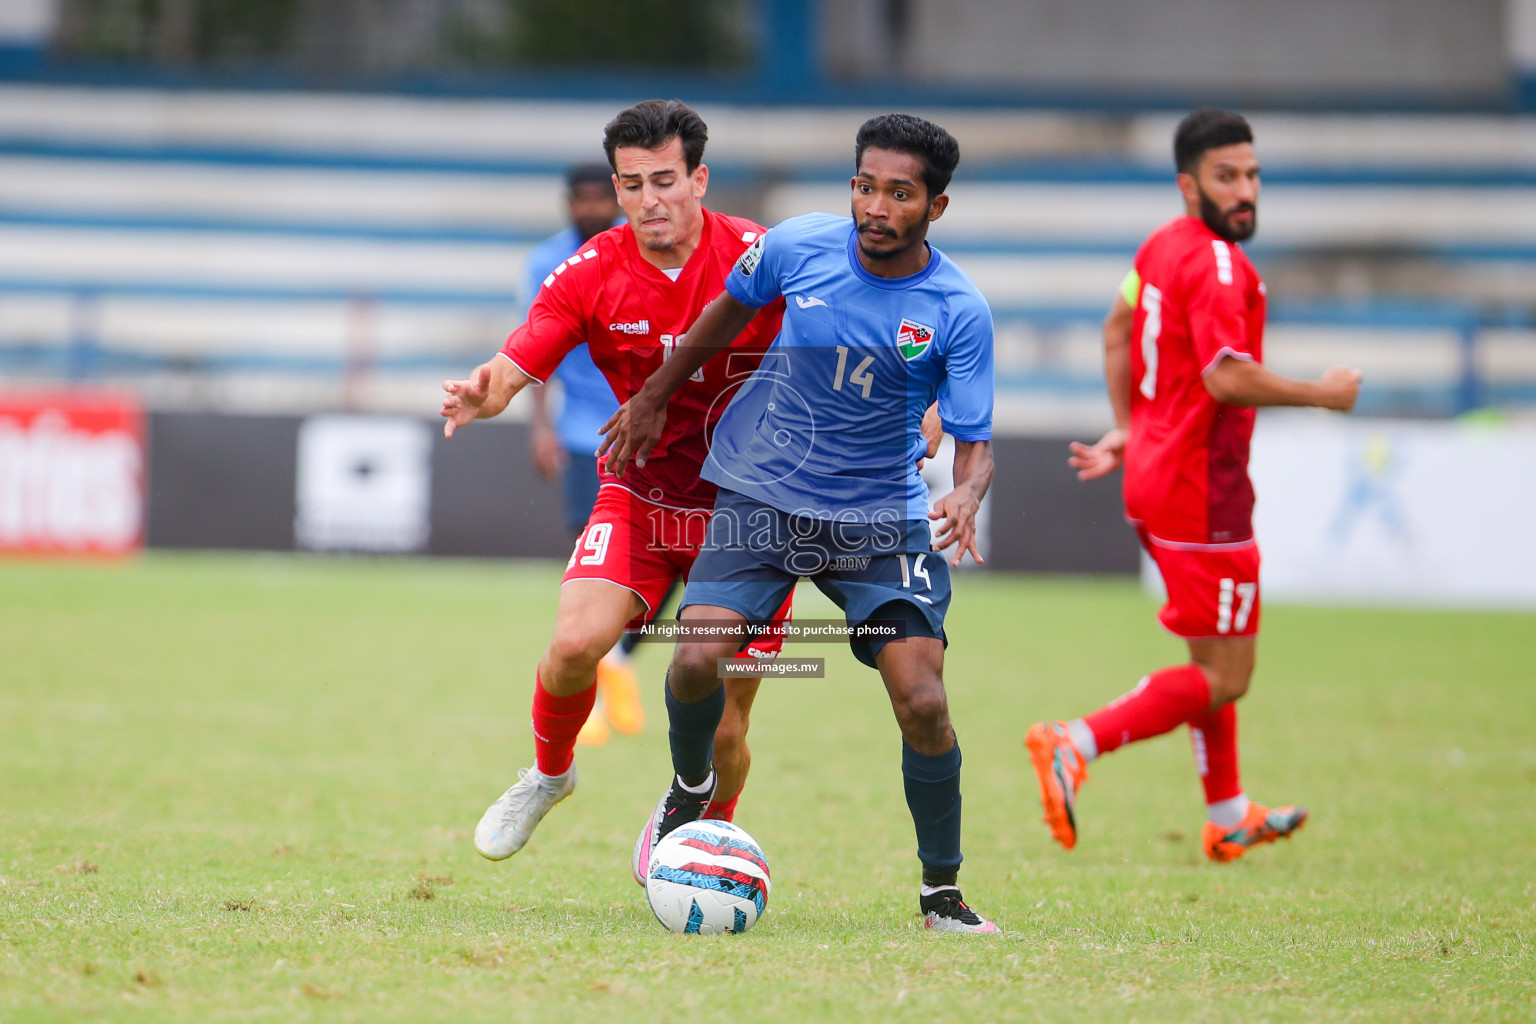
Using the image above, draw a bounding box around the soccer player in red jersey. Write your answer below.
[439,100,788,861]
[1025,109,1362,862]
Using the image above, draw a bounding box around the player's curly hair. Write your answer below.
[603,100,708,173]
[1174,109,1253,174]
[854,113,961,199]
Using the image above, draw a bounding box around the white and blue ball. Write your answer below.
[645,820,771,935]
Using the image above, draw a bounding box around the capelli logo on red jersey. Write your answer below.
[608,320,651,335]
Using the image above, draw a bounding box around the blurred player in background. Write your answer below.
[440,100,790,864]
[523,162,645,745]
[1027,109,1361,862]
[602,113,1000,933]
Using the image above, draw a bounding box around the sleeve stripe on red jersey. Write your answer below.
[1200,345,1255,377]
[1211,240,1233,285]
[542,249,600,290]
[742,231,758,243]
[495,350,546,385]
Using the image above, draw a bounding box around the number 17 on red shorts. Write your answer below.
[1138,528,1261,640]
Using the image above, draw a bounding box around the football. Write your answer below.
[644,820,771,935]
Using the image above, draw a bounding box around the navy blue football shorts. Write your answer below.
[681,486,950,668]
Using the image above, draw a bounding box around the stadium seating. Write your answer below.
[1,85,1532,423]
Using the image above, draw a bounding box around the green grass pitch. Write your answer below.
[1,553,1532,1022]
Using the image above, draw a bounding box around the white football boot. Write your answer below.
[631,771,715,885]
[474,766,576,861]
[920,887,1000,934]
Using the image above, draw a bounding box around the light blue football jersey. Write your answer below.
[706,212,994,522]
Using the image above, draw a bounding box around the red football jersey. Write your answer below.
[500,208,785,510]
[1122,216,1266,546]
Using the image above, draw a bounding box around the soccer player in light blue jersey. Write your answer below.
[601,114,998,933]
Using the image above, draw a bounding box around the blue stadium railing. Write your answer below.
[7,135,1536,188]
[1,281,1530,417]
[9,206,1536,265]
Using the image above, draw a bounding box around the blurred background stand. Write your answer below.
[0,0,1532,599]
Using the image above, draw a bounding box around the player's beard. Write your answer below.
[638,211,691,254]
[575,216,613,242]
[1199,188,1257,243]
[855,217,921,261]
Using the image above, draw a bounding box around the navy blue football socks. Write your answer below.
[902,739,964,877]
[666,676,725,788]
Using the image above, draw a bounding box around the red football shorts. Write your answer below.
[563,484,790,658]
[1137,527,1261,639]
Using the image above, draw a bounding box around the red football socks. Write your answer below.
[1084,663,1211,756]
[531,674,597,777]
[1189,700,1242,804]
[702,792,740,822]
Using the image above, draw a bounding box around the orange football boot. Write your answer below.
[575,699,610,746]
[597,652,645,735]
[1202,802,1308,862]
[1024,721,1089,849]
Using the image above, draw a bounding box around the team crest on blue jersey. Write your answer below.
[897,318,935,360]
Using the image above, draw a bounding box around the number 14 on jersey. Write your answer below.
[833,345,875,398]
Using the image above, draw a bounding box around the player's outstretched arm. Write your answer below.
[930,439,994,566]
[598,290,759,475]
[1068,294,1133,481]
[1204,356,1361,411]
[440,356,534,438]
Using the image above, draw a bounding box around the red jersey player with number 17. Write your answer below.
[439,100,788,864]
[1026,109,1361,863]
